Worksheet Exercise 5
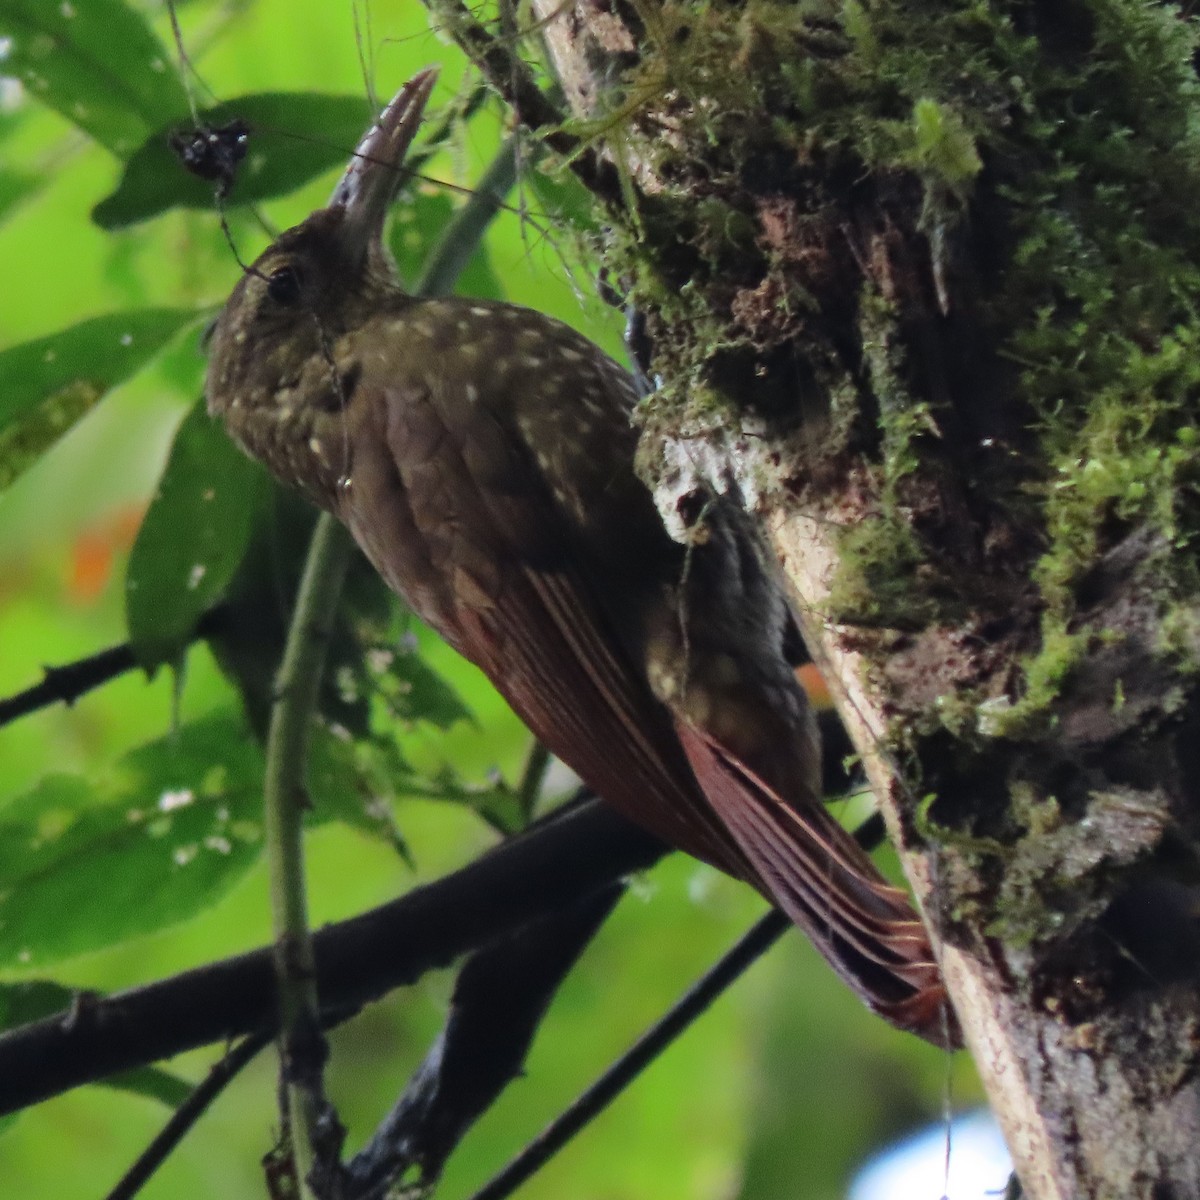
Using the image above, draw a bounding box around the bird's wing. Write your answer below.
[344,373,748,874]
[357,371,954,1044]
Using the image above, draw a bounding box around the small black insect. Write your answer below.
[169,119,251,200]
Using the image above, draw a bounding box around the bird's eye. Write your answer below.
[266,266,303,306]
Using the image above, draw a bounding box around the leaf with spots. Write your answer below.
[0,308,203,493]
[401,764,527,836]
[366,625,475,731]
[0,712,266,969]
[0,0,189,156]
[307,722,414,862]
[126,397,271,671]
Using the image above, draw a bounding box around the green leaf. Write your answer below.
[371,628,474,730]
[0,102,45,227]
[126,398,270,670]
[307,723,413,862]
[204,488,386,738]
[389,191,504,299]
[399,763,525,836]
[102,1066,193,1109]
[0,165,43,227]
[0,979,75,1031]
[0,308,203,493]
[0,712,265,969]
[92,93,373,228]
[204,487,319,736]
[0,0,189,156]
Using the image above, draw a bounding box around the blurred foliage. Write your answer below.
[0,307,202,491]
[0,0,978,1197]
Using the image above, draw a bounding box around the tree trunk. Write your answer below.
[466,0,1200,1194]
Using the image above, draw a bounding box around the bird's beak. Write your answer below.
[328,67,438,265]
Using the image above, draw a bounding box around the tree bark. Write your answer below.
[439,0,1200,1194]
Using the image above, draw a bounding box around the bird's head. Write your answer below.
[205,68,437,437]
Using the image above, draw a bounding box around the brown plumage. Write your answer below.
[205,70,955,1044]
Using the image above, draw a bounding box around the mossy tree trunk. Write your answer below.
[436,0,1200,1194]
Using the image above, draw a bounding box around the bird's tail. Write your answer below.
[674,721,959,1047]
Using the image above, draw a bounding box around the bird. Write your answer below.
[205,68,955,1045]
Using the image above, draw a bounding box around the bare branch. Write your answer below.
[0,799,666,1117]
[345,887,624,1197]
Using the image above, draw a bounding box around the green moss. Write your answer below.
[1011,781,1062,837]
[1158,606,1200,674]
[908,98,982,194]
[932,689,982,740]
[978,619,1087,738]
[1035,366,1200,608]
[577,0,1200,751]
[914,790,1010,855]
[827,515,932,626]
[826,298,948,624]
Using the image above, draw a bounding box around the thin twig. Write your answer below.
[103,1033,270,1200]
[0,607,225,730]
[413,136,521,296]
[0,643,136,729]
[264,513,354,1197]
[345,888,623,1196]
[165,0,201,126]
[466,910,791,1200]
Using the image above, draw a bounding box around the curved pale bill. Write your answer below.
[328,67,438,261]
